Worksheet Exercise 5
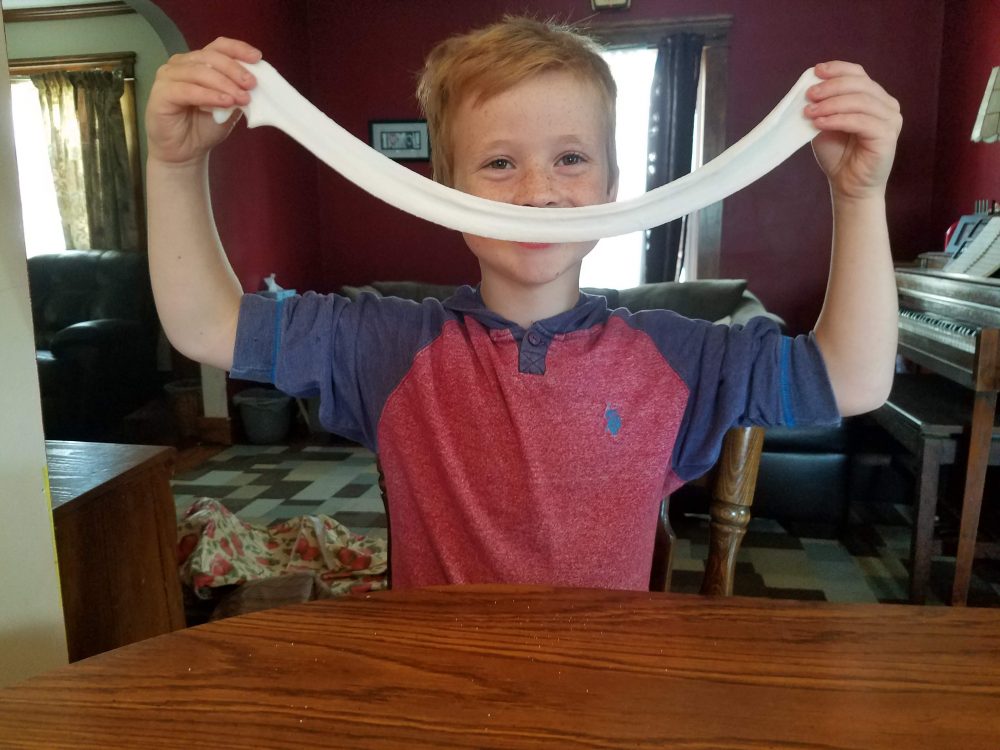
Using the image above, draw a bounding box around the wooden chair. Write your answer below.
[376,425,765,596]
[648,426,765,595]
[210,425,764,620]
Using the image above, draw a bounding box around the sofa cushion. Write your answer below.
[616,279,748,321]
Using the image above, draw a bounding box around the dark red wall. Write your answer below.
[713,0,944,333]
[151,0,320,295]
[931,0,1000,240]
[152,0,987,334]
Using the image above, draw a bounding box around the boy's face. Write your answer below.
[450,69,618,291]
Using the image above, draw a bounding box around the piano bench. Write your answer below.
[871,373,1000,604]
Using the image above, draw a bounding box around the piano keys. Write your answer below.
[896,269,1000,390]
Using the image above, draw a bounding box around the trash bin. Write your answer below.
[164,378,203,439]
[233,387,293,444]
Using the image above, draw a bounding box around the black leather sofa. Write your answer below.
[341,278,784,328]
[27,250,161,440]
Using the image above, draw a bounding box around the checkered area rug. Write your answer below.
[172,444,388,540]
[172,444,1000,607]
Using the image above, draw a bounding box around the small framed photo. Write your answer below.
[369,120,430,161]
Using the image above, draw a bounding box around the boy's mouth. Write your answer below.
[516,242,553,250]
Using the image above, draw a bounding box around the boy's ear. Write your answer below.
[607,166,620,201]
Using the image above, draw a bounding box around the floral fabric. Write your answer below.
[177,497,387,599]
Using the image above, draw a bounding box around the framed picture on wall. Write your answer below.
[369,120,430,161]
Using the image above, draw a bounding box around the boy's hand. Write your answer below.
[146,37,261,167]
[806,61,902,201]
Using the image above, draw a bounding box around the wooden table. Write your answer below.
[2,585,999,749]
[46,440,184,662]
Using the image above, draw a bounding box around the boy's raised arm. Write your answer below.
[806,61,903,416]
[145,37,261,371]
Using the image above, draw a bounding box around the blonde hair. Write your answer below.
[416,16,618,190]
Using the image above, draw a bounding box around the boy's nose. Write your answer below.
[513,168,559,208]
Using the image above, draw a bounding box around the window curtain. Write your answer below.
[32,68,139,251]
[33,72,89,249]
[642,33,703,283]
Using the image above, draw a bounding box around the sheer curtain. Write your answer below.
[32,67,139,251]
[33,71,89,249]
[642,33,703,283]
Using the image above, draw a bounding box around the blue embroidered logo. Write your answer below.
[604,404,622,437]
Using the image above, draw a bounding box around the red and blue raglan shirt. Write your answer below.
[231,286,839,590]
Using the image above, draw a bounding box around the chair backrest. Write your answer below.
[374,424,764,595]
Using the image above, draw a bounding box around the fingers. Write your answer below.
[807,91,898,128]
[804,62,902,137]
[204,36,263,64]
[813,60,868,80]
[155,38,262,110]
[166,81,242,113]
[807,71,898,114]
[167,58,252,107]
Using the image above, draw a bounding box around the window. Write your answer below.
[10,78,66,257]
[8,52,145,256]
[580,47,657,290]
[583,17,731,288]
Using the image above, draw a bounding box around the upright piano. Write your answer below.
[890,268,1000,604]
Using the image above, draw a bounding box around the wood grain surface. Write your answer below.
[46,440,184,661]
[2,585,999,749]
[45,440,175,510]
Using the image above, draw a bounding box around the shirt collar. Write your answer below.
[442,285,611,336]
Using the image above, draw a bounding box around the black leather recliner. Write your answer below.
[27,250,161,440]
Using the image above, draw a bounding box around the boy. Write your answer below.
[145,18,901,590]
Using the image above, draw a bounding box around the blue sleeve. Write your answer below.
[627,311,839,481]
[230,291,448,451]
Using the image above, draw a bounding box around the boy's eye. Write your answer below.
[558,153,586,167]
[487,158,512,170]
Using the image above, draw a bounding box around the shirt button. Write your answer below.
[527,332,542,346]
